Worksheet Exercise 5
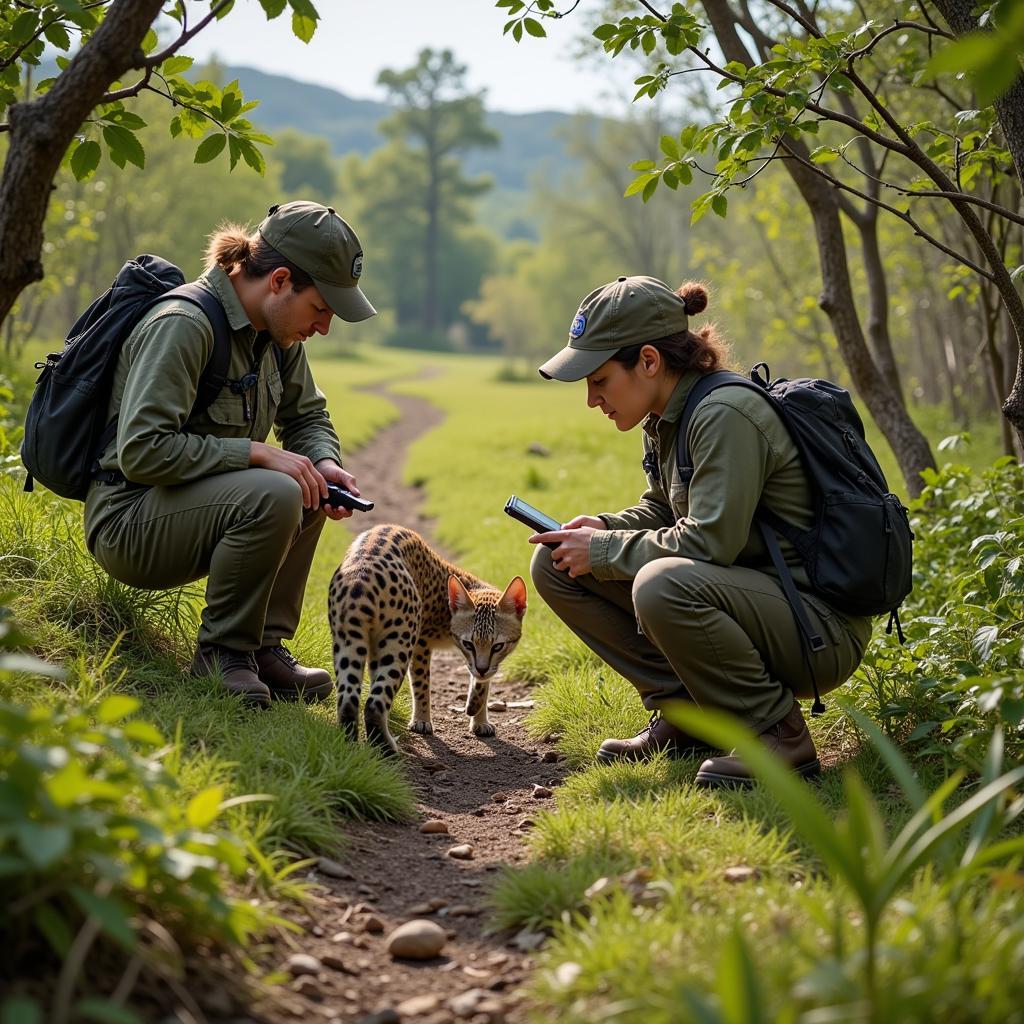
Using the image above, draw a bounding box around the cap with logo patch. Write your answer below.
[538,275,689,381]
[258,201,376,323]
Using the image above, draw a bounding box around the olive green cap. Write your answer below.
[539,275,689,381]
[258,201,376,323]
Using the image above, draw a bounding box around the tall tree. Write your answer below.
[377,49,499,335]
[0,0,319,327]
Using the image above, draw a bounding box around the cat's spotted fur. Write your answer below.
[328,524,528,754]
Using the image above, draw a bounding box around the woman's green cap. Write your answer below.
[539,275,689,381]
[258,201,376,323]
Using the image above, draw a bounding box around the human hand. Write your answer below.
[250,441,326,510]
[529,527,596,577]
[562,515,605,531]
[315,459,359,521]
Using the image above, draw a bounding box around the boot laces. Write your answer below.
[269,644,298,668]
[212,644,257,673]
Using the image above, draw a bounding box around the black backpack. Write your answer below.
[22,254,258,500]
[676,364,914,711]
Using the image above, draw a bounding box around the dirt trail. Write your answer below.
[264,383,566,1024]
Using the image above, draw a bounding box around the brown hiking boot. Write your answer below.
[694,700,820,789]
[191,643,271,708]
[596,712,717,764]
[254,644,333,703]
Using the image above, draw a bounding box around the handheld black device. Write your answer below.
[322,483,374,512]
[504,495,562,535]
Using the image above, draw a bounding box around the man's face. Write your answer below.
[264,270,334,348]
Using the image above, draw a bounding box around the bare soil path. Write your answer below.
[262,382,566,1024]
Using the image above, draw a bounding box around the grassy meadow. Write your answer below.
[2,341,1023,1021]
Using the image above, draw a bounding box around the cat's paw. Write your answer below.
[366,721,399,757]
[471,719,496,737]
[408,718,434,735]
[337,716,359,743]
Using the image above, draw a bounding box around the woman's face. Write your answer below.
[585,354,661,431]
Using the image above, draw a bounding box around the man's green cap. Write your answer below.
[258,201,376,323]
[539,275,689,381]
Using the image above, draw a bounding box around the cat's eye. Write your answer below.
[461,639,475,653]
[491,642,505,653]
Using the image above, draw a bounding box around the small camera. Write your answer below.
[321,483,374,512]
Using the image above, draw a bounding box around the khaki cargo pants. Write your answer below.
[531,545,867,731]
[89,469,324,650]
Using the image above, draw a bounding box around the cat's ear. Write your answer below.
[499,576,528,618]
[448,574,474,613]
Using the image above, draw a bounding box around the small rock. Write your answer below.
[447,843,475,860]
[542,731,563,743]
[428,897,449,910]
[321,952,357,974]
[584,876,613,900]
[516,817,535,830]
[448,988,490,1017]
[396,994,442,1016]
[311,924,324,937]
[463,965,492,979]
[291,976,324,1000]
[317,857,354,880]
[724,865,761,883]
[459,878,482,887]
[506,699,535,709]
[510,927,546,952]
[423,761,448,773]
[357,884,378,897]
[491,791,509,803]
[553,961,583,988]
[360,914,386,934]
[540,750,563,763]
[531,785,553,799]
[487,700,508,712]
[387,919,447,960]
[356,1012,400,1024]
[420,819,449,834]
[285,953,322,976]
[526,442,551,457]
[447,904,481,917]
[408,901,435,915]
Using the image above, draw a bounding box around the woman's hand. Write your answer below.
[530,526,598,577]
[250,441,325,510]
[315,458,359,521]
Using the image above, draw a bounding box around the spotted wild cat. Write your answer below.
[328,524,528,754]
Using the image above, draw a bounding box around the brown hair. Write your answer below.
[204,225,314,290]
[610,281,730,375]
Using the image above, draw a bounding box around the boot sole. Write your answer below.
[596,744,718,765]
[693,758,821,790]
[267,681,333,704]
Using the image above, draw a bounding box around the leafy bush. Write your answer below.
[0,609,295,1024]
[851,456,1024,767]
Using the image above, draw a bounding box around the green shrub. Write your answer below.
[850,457,1024,767]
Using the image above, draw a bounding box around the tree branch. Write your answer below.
[145,0,234,67]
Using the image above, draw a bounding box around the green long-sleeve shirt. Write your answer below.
[84,265,341,546]
[589,370,872,642]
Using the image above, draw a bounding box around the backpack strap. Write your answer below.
[674,366,829,715]
[91,284,234,483]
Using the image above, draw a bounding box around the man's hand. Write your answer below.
[250,442,326,510]
[529,524,599,577]
[315,458,359,521]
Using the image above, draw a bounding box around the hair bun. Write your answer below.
[677,282,709,316]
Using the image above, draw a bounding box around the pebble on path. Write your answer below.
[447,843,475,860]
[419,819,449,833]
[386,919,448,960]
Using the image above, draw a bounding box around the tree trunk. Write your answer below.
[857,214,905,405]
[700,0,936,495]
[0,0,164,327]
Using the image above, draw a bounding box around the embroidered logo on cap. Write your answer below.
[351,253,363,279]
[569,314,587,339]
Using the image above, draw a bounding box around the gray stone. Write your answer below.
[285,953,322,976]
[317,857,354,880]
[387,919,447,960]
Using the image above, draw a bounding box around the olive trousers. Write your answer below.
[89,469,325,651]
[530,545,868,731]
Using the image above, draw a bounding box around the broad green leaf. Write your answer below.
[524,17,546,37]
[121,720,163,746]
[14,823,71,868]
[74,999,143,1024]
[0,997,42,1024]
[101,124,145,170]
[43,22,71,50]
[238,138,266,174]
[70,887,136,950]
[96,695,139,724]
[810,146,839,164]
[9,11,41,45]
[712,194,728,217]
[69,140,101,181]
[660,134,680,159]
[259,0,288,16]
[186,784,225,827]
[194,133,227,164]
[161,56,194,76]
[34,903,73,957]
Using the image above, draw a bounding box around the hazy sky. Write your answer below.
[189,0,636,114]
